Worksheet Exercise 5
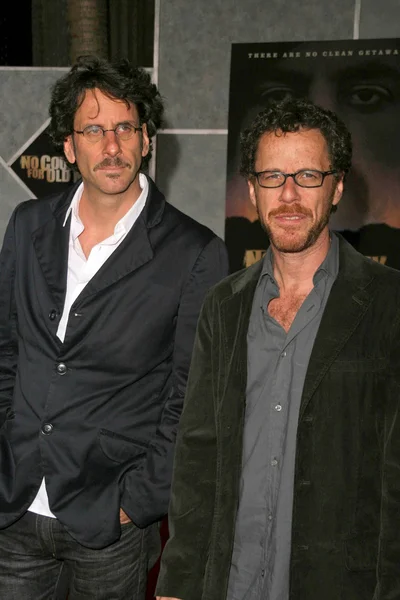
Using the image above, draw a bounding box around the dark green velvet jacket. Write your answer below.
[157,237,400,600]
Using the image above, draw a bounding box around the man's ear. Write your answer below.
[141,123,150,158]
[332,175,344,207]
[248,177,257,208]
[64,135,76,165]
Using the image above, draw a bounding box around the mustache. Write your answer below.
[93,157,131,171]
[269,204,312,218]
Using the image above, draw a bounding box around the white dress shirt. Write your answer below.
[28,173,149,518]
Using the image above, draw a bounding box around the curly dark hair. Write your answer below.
[240,98,352,180]
[48,55,164,168]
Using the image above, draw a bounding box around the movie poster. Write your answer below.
[225,38,400,272]
[9,124,79,198]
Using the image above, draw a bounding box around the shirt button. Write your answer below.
[271,458,278,467]
[48,309,58,321]
[281,351,287,358]
[275,404,282,412]
[268,514,273,521]
[56,363,67,375]
[42,423,53,435]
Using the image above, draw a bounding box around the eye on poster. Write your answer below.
[225,38,400,272]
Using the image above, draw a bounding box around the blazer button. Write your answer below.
[299,480,311,488]
[42,423,53,435]
[56,363,67,375]
[49,309,58,321]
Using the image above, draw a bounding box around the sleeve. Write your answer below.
[0,207,19,426]
[156,291,218,600]
[121,236,228,528]
[374,304,400,598]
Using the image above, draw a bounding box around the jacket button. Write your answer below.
[48,309,58,321]
[299,480,311,487]
[42,423,53,435]
[56,363,67,375]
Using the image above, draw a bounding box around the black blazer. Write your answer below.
[0,175,228,549]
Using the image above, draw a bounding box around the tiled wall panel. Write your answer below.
[157,0,355,129]
[0,69,68,242]
[156,134,227,238]
[358,0,400,38]
[0,69,67,161]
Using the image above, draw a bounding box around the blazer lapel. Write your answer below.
[220,262,262,403]
[30,176,165,312]
[300,236,376,420]
[73,217,154,305]
[72,175,165,306]
[31,186,76,311]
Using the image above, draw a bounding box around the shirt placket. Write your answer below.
[261,331,293,588]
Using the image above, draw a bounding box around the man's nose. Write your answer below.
[279,175,301,203]
[102,130,121,155]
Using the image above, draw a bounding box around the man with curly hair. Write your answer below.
[0,56,228,599]
[157,98,400,600]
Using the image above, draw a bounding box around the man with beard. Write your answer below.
[0,56,228,599]
[225,39,400,272]
[156,99,400,600]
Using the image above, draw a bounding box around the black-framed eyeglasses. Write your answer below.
[252,169,338,188]
[73,122,143,143]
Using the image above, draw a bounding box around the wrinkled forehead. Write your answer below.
[256,128,331,165]
[74,88,138,123]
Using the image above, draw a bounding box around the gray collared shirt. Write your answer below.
[227,233,339,600]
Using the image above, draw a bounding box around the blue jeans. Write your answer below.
[0,511,160,599]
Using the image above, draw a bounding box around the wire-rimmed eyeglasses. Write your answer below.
[252,169,338,188]
[73,122,143,143]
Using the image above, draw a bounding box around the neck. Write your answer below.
[271,228,331,295]
[79,179,142,236]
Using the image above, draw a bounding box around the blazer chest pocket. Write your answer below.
[98,429,148,465]
[344,535,378,571]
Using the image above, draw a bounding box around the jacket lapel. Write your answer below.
[31,185,76,311]
[73,176,165,306]
[300,236,376,419]
[32,176,165,309]
[220,236,377,422]
[219,262,262,402]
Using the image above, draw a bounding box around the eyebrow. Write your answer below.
[255,167,326,173]
[80,120,137,128]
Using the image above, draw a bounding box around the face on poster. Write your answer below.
[226,39,400,240]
